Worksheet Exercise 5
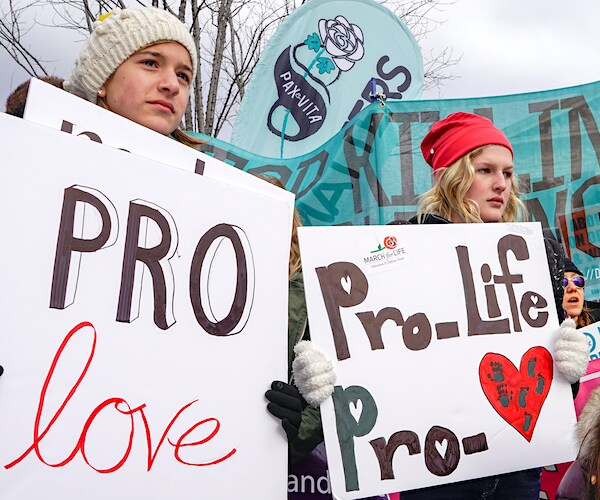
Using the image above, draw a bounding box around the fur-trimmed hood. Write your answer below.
[576,385,600,459]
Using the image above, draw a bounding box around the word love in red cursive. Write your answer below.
[5,321,236,472]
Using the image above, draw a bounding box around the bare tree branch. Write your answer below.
[0,1,48,76]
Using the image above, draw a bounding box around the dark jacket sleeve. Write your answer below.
[288,272,308,380]
[289,404,324,465]
[287,271,325,465]
[543,236,565,323]
[556,459,588,499]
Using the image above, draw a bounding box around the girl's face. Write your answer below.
[563,271,585,320]
[459,145,514,223]
[100,42,192,135]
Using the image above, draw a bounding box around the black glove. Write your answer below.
[265,380,306,440]
[544,236,566,322]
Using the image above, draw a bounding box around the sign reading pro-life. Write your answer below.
[298,223,577,499]
[0,113,289,499]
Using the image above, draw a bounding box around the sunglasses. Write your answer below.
[563,275,585,289]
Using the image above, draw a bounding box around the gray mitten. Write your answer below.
[555,318,589,383]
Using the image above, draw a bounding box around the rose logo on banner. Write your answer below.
[267,16,367,142]
[231,0,423,159]
[317,17,364,72]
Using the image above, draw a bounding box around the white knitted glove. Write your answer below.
[292,341,336,407]
[554,318,590,383]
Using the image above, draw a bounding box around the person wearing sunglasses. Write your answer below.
[549,258,599,500]
[563,258,593,329]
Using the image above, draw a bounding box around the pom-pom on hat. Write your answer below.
[564,257,583,276]
[421,112,513,171]
[64,8,197,102]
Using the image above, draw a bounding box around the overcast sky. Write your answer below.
[2,0,600,138]
[420,0,600,100]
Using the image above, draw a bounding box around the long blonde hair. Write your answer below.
[257,176,303,279]
[416,145,527,223]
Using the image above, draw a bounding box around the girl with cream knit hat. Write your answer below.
[64,7,201,146]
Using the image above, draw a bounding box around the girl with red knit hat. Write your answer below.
[402,113,586,498]
[292,111,591,500]
[413,111,523,225]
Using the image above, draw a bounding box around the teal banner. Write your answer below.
[196,80,600,300]
[230,0,423,159]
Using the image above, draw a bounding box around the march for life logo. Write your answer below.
[358,231,410,273]
[230,0,424,158]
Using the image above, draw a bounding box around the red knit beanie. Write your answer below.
[421,112,513,171]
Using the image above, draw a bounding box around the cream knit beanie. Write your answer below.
[64,8,197,102]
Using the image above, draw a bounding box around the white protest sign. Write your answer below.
[23,78,294,208]
[298,223,577,499]
[0,112,289,499]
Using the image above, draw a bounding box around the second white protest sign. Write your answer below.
[298,223,577,499]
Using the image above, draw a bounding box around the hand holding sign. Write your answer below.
[292,340,336,407]
[554,318,590,383]
[265,381,306,439]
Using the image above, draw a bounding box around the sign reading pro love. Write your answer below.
[298,223,577,499]
[0,113,289,499]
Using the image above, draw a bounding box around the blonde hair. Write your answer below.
[257,176,303,279]
[288,209,303,279]
[416,145,527,223]
[172,128,206,148]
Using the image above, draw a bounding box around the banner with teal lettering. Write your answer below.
[196,80,600,301]
[230,0,423,159]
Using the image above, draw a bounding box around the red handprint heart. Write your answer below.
[479,346,553,442]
